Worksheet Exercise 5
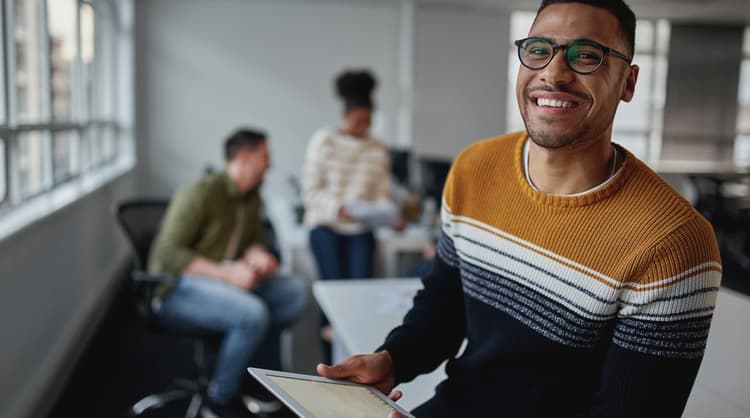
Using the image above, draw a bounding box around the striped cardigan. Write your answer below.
[301,128,391,234]
[381,132,721,417]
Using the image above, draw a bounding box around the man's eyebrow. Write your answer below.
[527,36,600,45]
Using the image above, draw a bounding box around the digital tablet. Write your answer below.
[247,367,415,418]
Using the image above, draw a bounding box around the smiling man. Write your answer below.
[317,1,722,417]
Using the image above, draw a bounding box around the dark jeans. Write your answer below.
[309,226,375,363]
[309,226,376,280]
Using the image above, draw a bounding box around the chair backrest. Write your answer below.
[115,198,170,270]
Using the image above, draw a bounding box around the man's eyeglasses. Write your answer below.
[514,37,632,75]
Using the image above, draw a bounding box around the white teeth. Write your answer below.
[536,98,575,108]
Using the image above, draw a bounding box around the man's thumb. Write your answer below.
[316,362,347,378]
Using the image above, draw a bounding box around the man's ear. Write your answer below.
[620,64,639,102]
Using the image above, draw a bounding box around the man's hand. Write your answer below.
[243,245,278,277]
[316,350,397,396]
[223,261,261,290]
[387,390,408,418]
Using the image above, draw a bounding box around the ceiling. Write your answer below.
[413,0,750,24]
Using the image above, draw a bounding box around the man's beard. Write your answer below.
[523,119,587,149]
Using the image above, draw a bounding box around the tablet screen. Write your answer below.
[268,375,395,418]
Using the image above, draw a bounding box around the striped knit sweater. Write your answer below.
[380,132,722,417]
[301,128,391,234]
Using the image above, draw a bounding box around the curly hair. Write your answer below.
[334,69,377,112]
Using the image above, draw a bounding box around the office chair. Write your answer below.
[116,198,220,417]
[116,198,287,418]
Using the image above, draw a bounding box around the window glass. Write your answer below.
[736,135,750,167]
[80,125,100,171]
[52,130,79,183]
[80,3,95,120]
[634,21,654,53]
[15,0,47,123]
[17,131,48,198]
[101,126,117,162]
[738,60,750,133]
[735,27,750,166]
[95,3,115,120]
[47,0,78,121]
[0,14,6,124]
[0,140,6,202]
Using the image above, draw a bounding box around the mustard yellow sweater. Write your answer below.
[381,132,721,417]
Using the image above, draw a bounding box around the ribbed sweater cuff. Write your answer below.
[377,337,417,384]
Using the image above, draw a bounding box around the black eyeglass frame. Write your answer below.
[514,37,633,75]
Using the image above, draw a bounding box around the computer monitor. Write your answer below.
[418,157,452,203]
[389,148,411,187]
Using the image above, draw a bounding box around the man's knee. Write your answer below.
[275,276,309,324]
[235,297,271,334]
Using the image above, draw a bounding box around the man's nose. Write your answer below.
[538,49,574,86]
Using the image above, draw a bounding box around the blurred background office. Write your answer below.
[0,1,748,418]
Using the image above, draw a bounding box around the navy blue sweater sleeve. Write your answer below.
[378,252,466,384]
[578,337,704,417]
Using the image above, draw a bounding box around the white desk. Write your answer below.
[312,278,446,411]
[313,279,750,417]
[375,226,433,277]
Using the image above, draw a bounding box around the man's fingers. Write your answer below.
[388,411,408,418]
[388,390,402,401]
[316,362,351,379]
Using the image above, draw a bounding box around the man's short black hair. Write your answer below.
[536,0,636,56]
[224,128,267,161]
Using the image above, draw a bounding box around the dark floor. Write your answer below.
[49,281,299,418]
[50,283,202,418]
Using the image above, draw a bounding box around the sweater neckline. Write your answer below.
[513,132,634,208]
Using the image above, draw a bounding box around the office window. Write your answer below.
[52,130,79,183]
[80,2,95,120]
[506,13,670,163]
[17,131,50,199]
[80,124,101,171]
[0,0,135,239]
[14,0,47,123]
[47,0,78,121]
[94,2,115,121]
[736,27,750,166]
[0,14,5,125]
[0,140,6,203]
[101,125,117,162]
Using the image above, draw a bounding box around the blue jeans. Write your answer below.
[309,226,375,280]
[309,226,375,363]
[155,274,308,404]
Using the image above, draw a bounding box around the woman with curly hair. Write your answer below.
[301,69,399,362]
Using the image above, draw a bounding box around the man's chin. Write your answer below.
[526,127,582,149]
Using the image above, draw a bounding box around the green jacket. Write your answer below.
[148,172,264,279]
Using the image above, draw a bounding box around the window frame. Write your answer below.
[0,0,135,236]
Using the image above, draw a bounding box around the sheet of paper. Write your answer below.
[345,200,399,228]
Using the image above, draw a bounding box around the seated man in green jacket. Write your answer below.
[149,127,308,414]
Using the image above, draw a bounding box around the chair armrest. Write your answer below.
[132,270,177,285]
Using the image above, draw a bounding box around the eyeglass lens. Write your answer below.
[520,39,604,73]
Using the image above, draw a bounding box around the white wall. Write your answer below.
[413,5,509,159]
[136,0,403,196]
[135,0,513,197]
[0,174,139,418]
